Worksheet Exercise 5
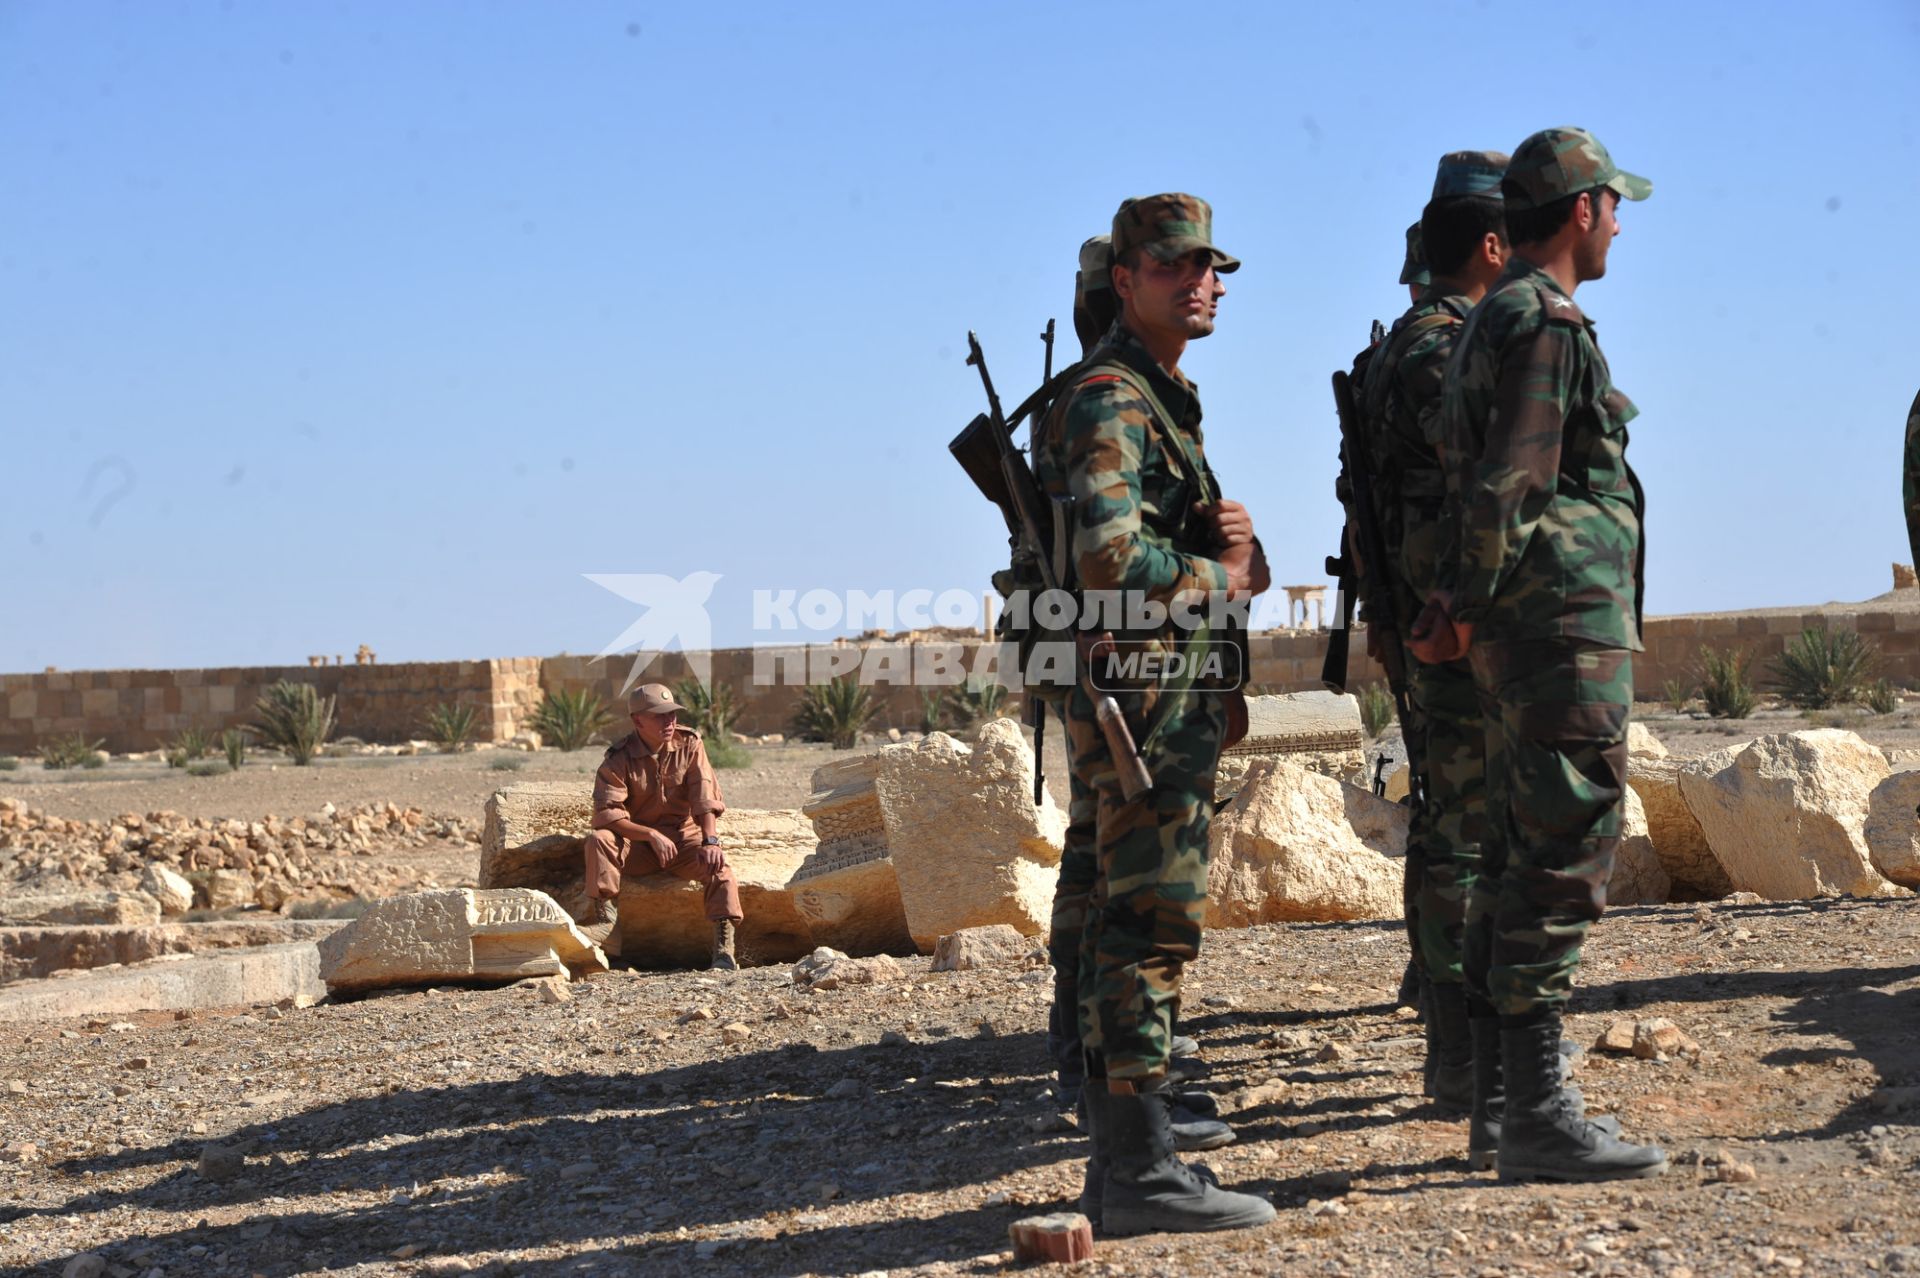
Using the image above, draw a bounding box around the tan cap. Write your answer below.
[628,683,685,715]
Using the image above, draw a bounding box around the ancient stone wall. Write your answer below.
[0,660,533,755]
[11,609,1920,754]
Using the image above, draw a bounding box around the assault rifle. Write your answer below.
[949,330,1154,801]
[1322,323,1425,807]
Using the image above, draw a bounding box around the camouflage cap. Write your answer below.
[1502,127,1652,212]
[1398,222,1429,287]
[1111,193,1239,274]
[1432,150,1510,200]
[1073,234,1118,353]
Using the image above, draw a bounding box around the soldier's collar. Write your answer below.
[1101,322,1199,422]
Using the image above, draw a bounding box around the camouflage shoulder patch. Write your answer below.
[1535,287,1587,327]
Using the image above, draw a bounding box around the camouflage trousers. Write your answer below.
[1464,639,1632,1018]
[1045,726,1098,1095]
[1062,682,1225,1083]
[1404,652,1488,988]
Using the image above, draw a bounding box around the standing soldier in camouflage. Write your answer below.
[1047,233,1230,1158]
[1033,194,1274,1234]
[1904,390,1920,569]
[1400,221,1430,303]
[1362,151,1511,1113]
[1411,128,1667,1182]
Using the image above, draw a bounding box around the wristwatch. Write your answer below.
[702,836,721,846]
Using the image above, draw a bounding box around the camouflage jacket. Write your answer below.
[1033,322,1226,655]
[1905,389,1920,570]
[1361,287,1471,622]
[1439,258,1645,650]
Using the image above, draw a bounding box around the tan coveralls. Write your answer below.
[585,726,739,921]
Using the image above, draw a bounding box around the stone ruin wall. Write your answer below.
[11,611,1920,755]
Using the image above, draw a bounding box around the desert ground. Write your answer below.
[2,705,1919,1276]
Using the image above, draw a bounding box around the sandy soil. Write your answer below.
[1,897,1916,1277]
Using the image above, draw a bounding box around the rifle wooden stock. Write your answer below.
[1095,693,1152,800]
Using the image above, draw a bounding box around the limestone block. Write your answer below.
[1205,760,1407,926]
[616,842,815,968]
[1628,751,1735,899]
[139,864,195,916]
[1382,763,1410,804]
[872,721,1066,951]
[1607,786,1672,906]
[790,856,912,956]
[802,753,889,869]
[1678,730,1893,901]
[480,782,593,890]
[1216,690,1367,802]
[1862,769,1920,888]
[791,946,904,991]
[201,869,254,911]
[930,923,1042,972]
[0,891,162,928]
[1627,721,1669,760]
[316,888,608,993]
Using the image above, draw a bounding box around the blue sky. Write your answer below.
[3,1,1916,671]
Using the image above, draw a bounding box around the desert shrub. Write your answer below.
[1660,678,1695,712]
[918,689,945,734]
[488,753,527,772]
[530,688,613,752]
[1695,646,1756,720]
[1769,627,1878,710]
[168,727,212,766]
[80,750,107,769]
[1357,683,1395,738]
[423,702,479,753]
[222,729,248,770]
[186,760,225,777]
[942,676,1009,729]
[704,733,753,769]
[40,734,105,770]
[790,677,878,750]
[253,681,336,766]
[1863,678,1901,715]
[671,678,739,740]
[0,756,17,772]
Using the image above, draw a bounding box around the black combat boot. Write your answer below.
[1471,1016,1622,1172]
[1425,982,1475,1113]
[1497,1017,1666,1183]
[1100,1080,1275,1235]
[1048,987,1084,1113]
[1080,1085,1220,1221]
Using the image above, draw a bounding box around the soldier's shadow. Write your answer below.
[12,1029,1084,1277]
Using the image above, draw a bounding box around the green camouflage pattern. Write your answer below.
[1074,234,1117,355]
[1399,221,1429,287]
[1463,638,1632,1016]
[1362,282,1481,990]
[1362,287,1471,626]
[1034,324,1228,712]
[1905,389,1920,569]
[1406,655,1487,985]
[1433,149,1510,199]
[1503,127,1651,211]
[1046,757,1099,1091]
[1065,679,1226,1081]
[1111,192,1240,273]
[1439,258,1646,651]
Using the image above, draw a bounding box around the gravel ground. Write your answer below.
[1,898,1917,1276]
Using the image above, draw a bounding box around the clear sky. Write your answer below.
[3,1,1916,672]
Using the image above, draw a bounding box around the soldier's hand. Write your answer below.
[1196,498,1255,547]
[1219,541,1269,601]
[642,827,678,863]
[697,841,725,873]
[1408,593,1473,664]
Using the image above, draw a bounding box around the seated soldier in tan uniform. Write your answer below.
[578,683,741,971]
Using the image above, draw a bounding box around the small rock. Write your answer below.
[122,1057,151,1070]
[1632,1018,1698,1060]
[559,1160,596,1183]
[6,1080,26,1094]
[677,1007,714,1024]
[1,1141,39,1164]
[1714,1159,1758,1184]
[930,924,1037,973]
[423,1260,474,1276]
[720,1023,752,1046]
[1314,1041,1356,1064]
[877,1030,910,1048]
[63,1256,107,1278]
[107,1022,135,1033]
[197,1144,244,1182]
[825,1079,862,1100]
[1595,1020,1637,1054]
[539,978,570,1004]
[389,1244,423,1259]
[1007,1213,1094,1264]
